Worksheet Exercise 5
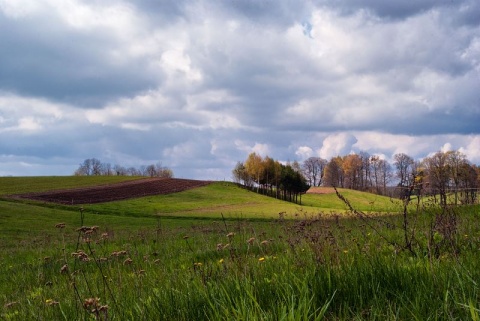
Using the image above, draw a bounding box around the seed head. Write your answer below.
[60,264,68,274]
[4,301,18,309]
[83,297,100,309]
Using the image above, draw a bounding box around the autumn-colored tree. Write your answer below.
[232,161,252,186]
[323,156,344,187]
[244,152,264,192]
[342,154,363,190]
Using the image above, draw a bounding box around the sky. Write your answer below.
[0,0,479,180]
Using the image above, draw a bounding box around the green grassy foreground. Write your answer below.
[1,177,479,320]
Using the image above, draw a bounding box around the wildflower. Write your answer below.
[258,257,265,262]
[246,237,255,245]
[218,258,224,264]
[343,250,348,254]
[45,299,59,306]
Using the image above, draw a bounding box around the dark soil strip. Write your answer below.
[12,178,212,205]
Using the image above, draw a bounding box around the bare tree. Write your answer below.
[146,164,157,177]
[370,156,392,195]
[302,157,327,187]
[113,164,127,176]
[446,150,467,205]
[424,151,450,206]
[155,163,174,178]
[393,153,414,199]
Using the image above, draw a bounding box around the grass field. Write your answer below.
[1,177,479,320]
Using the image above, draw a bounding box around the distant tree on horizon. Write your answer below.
[74,158,173,178]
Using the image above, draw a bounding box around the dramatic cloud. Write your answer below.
[0,0,479,179]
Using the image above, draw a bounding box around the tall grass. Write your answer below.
[2,201,480,320]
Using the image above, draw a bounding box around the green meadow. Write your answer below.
[1,177,480,320]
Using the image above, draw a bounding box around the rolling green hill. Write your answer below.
[0,176,402,220]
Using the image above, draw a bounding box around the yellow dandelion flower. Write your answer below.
[258,257,265,262]
[218,258,224,264]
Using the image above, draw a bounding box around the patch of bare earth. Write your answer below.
[12,178,212,205]
[306,187,336,194]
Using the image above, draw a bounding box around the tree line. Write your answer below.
[232,153,309,204]
[74,158,174,178]
[317,151,479,205]
[234,150,479,206]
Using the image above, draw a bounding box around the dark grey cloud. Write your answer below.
[1,0,479,179]
[320,0,457,19]
[0,8,162,107]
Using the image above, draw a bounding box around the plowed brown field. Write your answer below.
[306,187,336,194]
[13,178,212,205]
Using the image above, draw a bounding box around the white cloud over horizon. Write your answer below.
[0,0,479,179]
